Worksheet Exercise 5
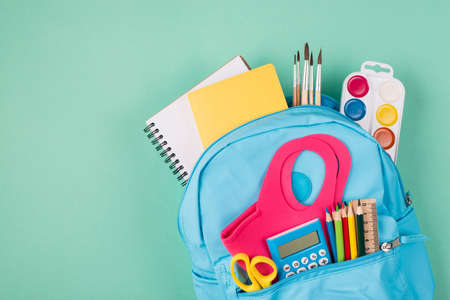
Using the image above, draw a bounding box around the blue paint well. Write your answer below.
[344,98,366,121]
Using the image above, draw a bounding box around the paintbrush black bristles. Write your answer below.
[304,43,309,60]
[318,49,322,64]
[294,54,296,65]
[297,50,300,62]
[310,53,313,65]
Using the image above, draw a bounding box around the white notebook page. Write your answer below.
[146,56,250,179]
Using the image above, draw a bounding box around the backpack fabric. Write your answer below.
[178,105,434,299]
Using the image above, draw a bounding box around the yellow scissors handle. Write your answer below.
[249,256,277,289]
[231,253,261,292]
[230,253,277,293]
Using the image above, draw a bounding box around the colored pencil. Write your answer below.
[293,55,297,106]
[301,43,309,105]
[315,50,322,106]
[333,206,345,263]
[347,201,358,259]
[296,50,301,105]
[308,52,314,105]
[341,203,351,261]
[356,199,366,257]
[325,208,337,263]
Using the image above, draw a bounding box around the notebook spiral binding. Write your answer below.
[144,122,188,186]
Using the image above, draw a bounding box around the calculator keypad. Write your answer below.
[281,249,329,278]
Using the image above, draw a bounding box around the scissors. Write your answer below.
[230,253,277,292]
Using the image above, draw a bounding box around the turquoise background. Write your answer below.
[1,1,448,299]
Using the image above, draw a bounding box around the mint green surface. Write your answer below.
[1,1,448,299]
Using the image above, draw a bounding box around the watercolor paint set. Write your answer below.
[340,61,405,162]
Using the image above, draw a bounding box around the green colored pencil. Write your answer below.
[356,199,366,257]
[333,207,345,263]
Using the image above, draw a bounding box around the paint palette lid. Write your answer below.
[340,61,405,164]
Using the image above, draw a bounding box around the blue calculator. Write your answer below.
[266,218,331,279]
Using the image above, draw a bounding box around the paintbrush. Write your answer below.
[296,50,300,105]
[309,52,314,105]
[315,49,322,106]
[301,43,309,105]
[293,55,297,106]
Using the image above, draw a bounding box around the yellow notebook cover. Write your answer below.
[188,64,287,147]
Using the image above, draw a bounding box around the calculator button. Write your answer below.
[285,271,295,278]
[319,249,326,256]
[283,264,291,272]
[301,257,308,265]
[297,267,307,274]
[310,253,317,260]
[308,262,318,269]
[292,261,300,268]
[319,257,329,265]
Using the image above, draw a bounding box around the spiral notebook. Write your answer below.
[144,58,287,186]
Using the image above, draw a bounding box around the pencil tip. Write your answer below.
[304,43,309,60]
[310,52,313,65]
[318,49,322,64]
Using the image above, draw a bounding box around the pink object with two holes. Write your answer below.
[220,134,351,273]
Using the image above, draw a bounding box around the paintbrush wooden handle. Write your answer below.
[301,90,308,105]
[315,91,321,106]
[293,87,297,106]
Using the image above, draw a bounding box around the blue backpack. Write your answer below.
[178,104,434,299]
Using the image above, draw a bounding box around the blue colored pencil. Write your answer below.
[326,208,337,263]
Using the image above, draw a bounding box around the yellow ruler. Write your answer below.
[351,198,379,254]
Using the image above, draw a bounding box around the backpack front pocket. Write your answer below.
[231,245,411,300]
[192,270,225,300]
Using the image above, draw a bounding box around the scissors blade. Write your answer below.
[235,263,251,284]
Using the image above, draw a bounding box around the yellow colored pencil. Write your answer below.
[348,201,358,259]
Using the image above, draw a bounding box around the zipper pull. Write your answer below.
[380,237,401,252]
[405,191,412,206]
[380,234,429,252]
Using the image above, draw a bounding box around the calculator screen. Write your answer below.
[278,231,320,259]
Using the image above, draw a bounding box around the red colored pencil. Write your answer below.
[341,202,351,261]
